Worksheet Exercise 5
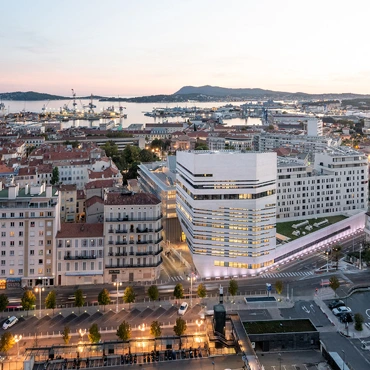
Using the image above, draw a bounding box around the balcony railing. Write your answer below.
[108,230,114,233]
[155,226,163,233]
[105,259,162,269]
[115,252,127,256]
[115,230,128,234]
[64,255,97,260]
[105,214,163,222]
[115,241,127,245]
[136,228,155,233]
[108,241,114,245]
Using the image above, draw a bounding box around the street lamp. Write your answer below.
[79,328,87,343]
[14,334,22,357]
[138,323,146,332]
[196,319,202,334]
[187,272,195,307]
[34,285,44,318]
[113,279,122,313]
[212,361,215,370]
[359,244,363,270]
[278,353,282,370]
[342,349,345,370]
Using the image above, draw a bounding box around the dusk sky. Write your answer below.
[2,0,369,96]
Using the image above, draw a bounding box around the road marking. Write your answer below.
[366,309,370,319]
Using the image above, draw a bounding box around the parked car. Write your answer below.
[339,312,353,323]
[328,300,345,310]
[178,302,189,315]
[2,316,18,330]
[332,306,352,316]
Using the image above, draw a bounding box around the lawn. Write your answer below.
[276,215,348,241]
[244,319,317,334]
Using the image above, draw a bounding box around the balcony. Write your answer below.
[115,241,127,245]
[154,246,163,256]
[105,214,163,222]
[105,259,162,269]
[115,252,127,256]
[108,252,114,256]
[108,229,114,233]
[137,240,149,245]
[155,237,163,244]
[64,255,97,260]
[136,228,154,233]
[115,230,128,234]
[108,241,114,245]
[155,226,163,233]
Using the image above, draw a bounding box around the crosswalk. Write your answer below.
[170,275,184,282]
[260,271,314,279]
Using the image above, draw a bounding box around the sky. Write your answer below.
[1,0,370,96]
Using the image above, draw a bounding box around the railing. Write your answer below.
[115,230,128,234]
[108,230,114,233]
[155,226,163,232]
[108,241,114,245]
[115,252,127,256]
[105,214,163,222]
[105,259,162,269]
[64,255,97,260]
[137,240,149,245]
[115,241,127,245]
[154,247,163,256]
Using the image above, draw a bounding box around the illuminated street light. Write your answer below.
[34,286,44,318]
[187,272,196,307]
[79,328,87,343]
[138,323,146,332]
[113,280,122,313]
[14,335,22,357]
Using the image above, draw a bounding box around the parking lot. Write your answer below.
[257,350,328,370]
[280,300,331,328]
[1,304,203,340]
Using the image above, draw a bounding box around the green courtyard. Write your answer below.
[276,215,348,241]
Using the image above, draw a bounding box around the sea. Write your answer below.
[2,100,262,129]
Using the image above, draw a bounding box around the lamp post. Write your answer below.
[14,334,22,357]
[212,361,215,370]
[79,328,87,343]
[359,244,363,270]
[278,353,282,370]
[34,286,44,318]
[187,272,195,307]
[113,279,122,313]
[342,349,345,370]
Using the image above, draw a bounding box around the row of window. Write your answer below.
[214,259,274,269]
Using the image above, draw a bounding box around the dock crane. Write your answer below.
[71,89,78,113]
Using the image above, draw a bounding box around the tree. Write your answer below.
[173,317,187,349]
[21,290,36,316]
[51,167,59,185]
[150,321,161,351]
[173,283,184,300]
[62,326,71,344]
[275,280,283,296]
[88,323,101,343]
[147,285,159,303]
[75,289,85,313]
[228,279,238,296]
[197,284,207,299]
[354,313,364,331]
[139,149,157,163]
[329,276,340,297]
[45,290,56,314]
[98,288,111,311]
[0,294,9,317]
[116,321,131,341]
[123,286,136,310]
[0,332,15,353]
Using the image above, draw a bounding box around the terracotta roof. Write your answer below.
[105,192,160,206]
[86,195,104,208]
[89,167,119,179]
[59,184,77,192]
[85,179,115,190]
[56,223,104,238]
[77,190,85,200]
[17,167,37,176]
[0,164,13,174]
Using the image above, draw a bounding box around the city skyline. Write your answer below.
[1,0,370,96]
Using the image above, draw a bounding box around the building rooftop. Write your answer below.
[56,223,104,238]
[105,192,160,206]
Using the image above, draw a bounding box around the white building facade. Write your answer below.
[176,150,277,278]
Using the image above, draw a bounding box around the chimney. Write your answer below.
[25,183,29,195]
[46,185,52,198]
[8,184,19,199]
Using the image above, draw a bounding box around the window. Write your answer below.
[1,223,4,228]
[75,262,78,271]
[0,261,5,266]
[18,269,23,275]
[39,231,44,236]
[0,270,5,275]
[30,250,34,255]
[9,232,15,237]
[1,251,6,256]
[30,268,34,274]
[38,259,43,264]
[19,231,23,237]
[38,268,43,274]
[30,212,35,218]
[19,222,23,227]
[47,240,52,245]
[0,232,4,238]
[66,263,70,271]
[9,251,14,256]
[39,250,43,255]
[19,213,23,218]
[9,269,14,275]
[10,222,14,227]
[30,221,35,227]
[40,212,44,217]
[58,263,61,272]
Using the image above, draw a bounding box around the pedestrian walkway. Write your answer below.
[260,271,314,278]
[170,275,184,282]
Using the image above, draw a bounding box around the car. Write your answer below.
[2,316,18,330]
[328,299,345,310]
[332,306,352,316]
[339,312,353,323]
[178,302,188,315]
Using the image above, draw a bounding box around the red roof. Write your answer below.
[105,192,160,206]
[56,223,103,238]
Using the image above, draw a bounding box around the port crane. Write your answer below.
[71,89,78,113]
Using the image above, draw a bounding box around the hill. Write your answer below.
[0,91,70,101]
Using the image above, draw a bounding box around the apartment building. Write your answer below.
[59,184,78,223]
[56,223,104,286]
[103,191,163,283]
[176,150,277,278]
[138,157,182,242]
[276,147,368,221]
[0,181,60,288]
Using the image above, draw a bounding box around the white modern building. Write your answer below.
[176,150,277,278]
[103,191,163,283]
[276,147,368,221]
[0,181,60,288]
